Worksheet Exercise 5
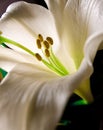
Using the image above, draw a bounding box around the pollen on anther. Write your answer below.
[36,39,42,49]
[43,40,50,49]
[46,37,53,45]
[35,53,42,61]
[45,49,50,57]
[38,34,43,42]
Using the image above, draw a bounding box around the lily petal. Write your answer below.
[0,64,59,130]
[0,46,94,130]
[61,0,103,68]
[0,1,59,53]
[0,47,27,72]
[44,0,68,38]
[84,0,103,34]
[75,31,103,102]
[0,62,92,130]
[84,31,103,63]
[0,46,47,72]
[62,0,88,69]
[44,0,68,10]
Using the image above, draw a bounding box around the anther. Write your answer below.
[45,49,50,57]
[43,40,50,49]
[36,39,42,49]
[38,34,43,42]
[35,53,42,61]
[46,37,53,45]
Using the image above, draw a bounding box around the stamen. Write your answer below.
[46,37,53,45]
[43,40,50,49]
[35,53,42,61]
[38,34,43,42]
[49,49,69,75]
[0,35,35,56]
[0,33,69,76]
[45,49,50,57]
[36,39,42,49]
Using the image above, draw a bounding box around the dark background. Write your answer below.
[0,0,103,130]
[0,0,47,17]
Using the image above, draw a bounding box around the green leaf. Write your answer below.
[0,68,7,78]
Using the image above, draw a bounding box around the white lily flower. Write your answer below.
[0,0,103,130]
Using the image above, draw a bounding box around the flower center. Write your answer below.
[0,33,69,76]
[36,34,69,76]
